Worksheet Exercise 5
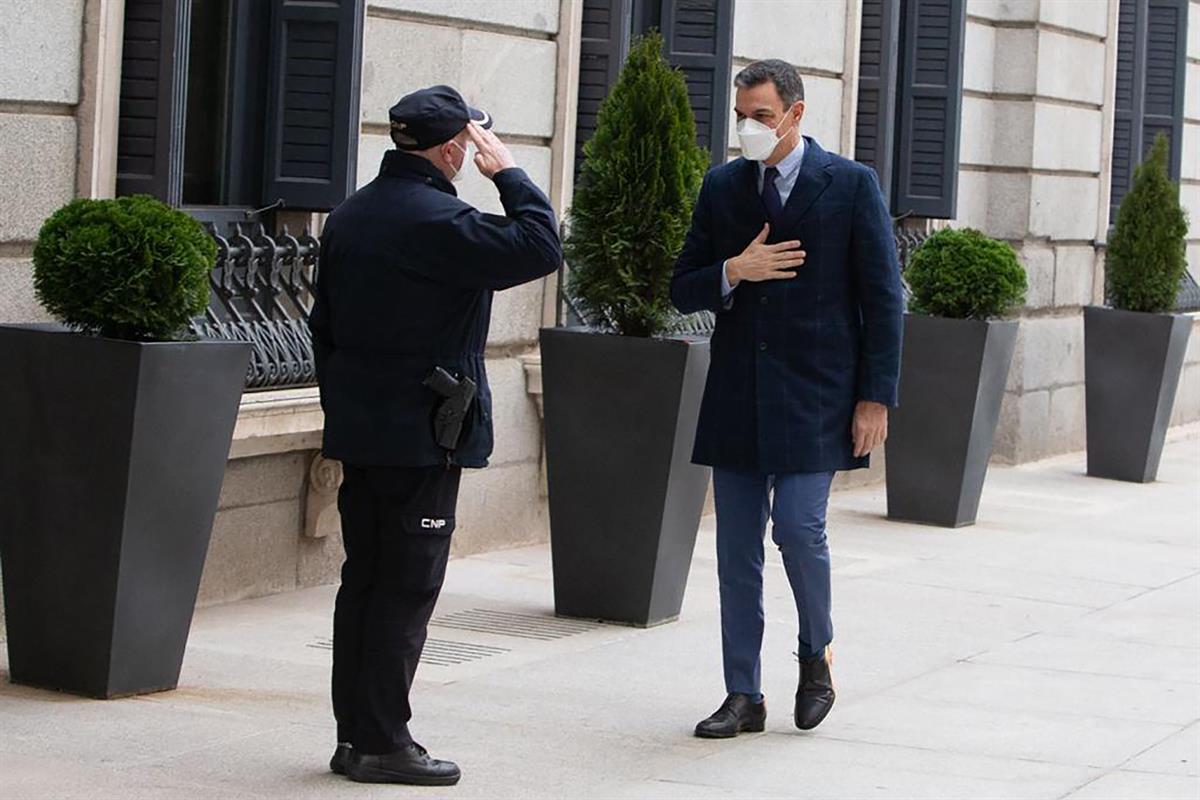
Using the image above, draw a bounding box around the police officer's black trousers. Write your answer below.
[332,463,461,754]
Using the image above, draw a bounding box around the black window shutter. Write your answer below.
[116,0,190,204]
[657,0,734,167]
[891,0,967,219]
[262,0,364,211]
[855,0,902,208]
[576,0,633,178]
[1111,0,1188,222]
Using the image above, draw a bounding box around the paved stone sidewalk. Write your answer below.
[2,432,1199,799]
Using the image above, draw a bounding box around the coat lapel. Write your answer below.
[730,156,763,220]
[779,137,833,229]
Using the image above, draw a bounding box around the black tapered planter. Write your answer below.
[0,325,250,698]
[540,328,710,626]
[886,315,1019,527]
[1084,306,1192,483]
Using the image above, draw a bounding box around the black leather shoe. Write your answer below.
[795,647,835,730]
[346,743,461,786]
[694,693,767,739]
[329,743,352,775]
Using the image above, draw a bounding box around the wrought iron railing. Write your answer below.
[1174,271,1200,312]
[557,223,930,336]
[191,222,319,390]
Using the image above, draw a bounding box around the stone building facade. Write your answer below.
[0,0,1197,619]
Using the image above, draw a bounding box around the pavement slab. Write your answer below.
[1,430,1198,799]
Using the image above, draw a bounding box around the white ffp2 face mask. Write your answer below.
[737,116,786,161]
[448,141,476,182]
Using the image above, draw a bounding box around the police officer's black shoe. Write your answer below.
[345,742,461,786]
[694,693,766,738]
[795,646,836,730]
[330,743,352,775]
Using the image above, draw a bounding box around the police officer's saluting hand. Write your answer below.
[309,85,562,787]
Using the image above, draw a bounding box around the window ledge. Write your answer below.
[230,386,324,460]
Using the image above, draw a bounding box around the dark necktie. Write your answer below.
[762,166,783,227]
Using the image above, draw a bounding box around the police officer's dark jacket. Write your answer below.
[310,150,561,468]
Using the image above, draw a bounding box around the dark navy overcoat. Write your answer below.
[310,150,561,468]
[670,137,904,474]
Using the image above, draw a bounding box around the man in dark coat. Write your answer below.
[310,85,561,785]
[671,61,903,738]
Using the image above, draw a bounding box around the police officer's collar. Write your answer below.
[379,150,456,195]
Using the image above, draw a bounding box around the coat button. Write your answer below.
[760,296,768,306]
[759,342,767,352]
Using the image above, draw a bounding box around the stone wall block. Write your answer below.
[955,171,1031,241]
[1038,0,1110,38]
[0,0,84,104]
[0,258,52,325]
[198,501,301,605]
[960,97,1033,168]
[992,27,1038,95]
[1185,320,1200,366]
[1032,103,1103,173]
[0,114,77,242]
[1029,175,1100,240]
[799,75,843,154]
[298,528,346,589]
[488,281,546,347]
[1187,64,1200,121]
[994,388,1050,464]
[1190,4,1200,59]
[1053,245,1098,308]
[1180,122,1199,182]
[370,0,559,33]
[968,0,1037,24]
[454,462,547,555]
[1017,241,1055,310]
[1048,384,1087,455]
[963,20,997,93]
[1021,314,1085,390]
[1036,31,1106,106]
[733,0,845,72]
[361,20,462,125]
[1170,362,1200,426]
[1181,184,1200,243]
[460,31,557,138]
[486,356,543,466]
[218,452,309,510]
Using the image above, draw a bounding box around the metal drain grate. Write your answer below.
[420,638,510,666]
[306,636,511,667]
[430,608,601,641]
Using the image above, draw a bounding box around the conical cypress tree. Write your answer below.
[1107,134,1189,313]
[564,31,709,337]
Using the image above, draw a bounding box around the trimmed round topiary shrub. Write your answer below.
[1107,133,1189,314]
[33,195,214,341]
[906,227,1027,320]
[564,31,709,337]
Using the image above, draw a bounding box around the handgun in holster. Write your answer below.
[423,366,478,452]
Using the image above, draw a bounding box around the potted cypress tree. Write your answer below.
[1085,134,1192,482]
[886,228,1026,527]
[0,196,251,698]
[539,32,710,626]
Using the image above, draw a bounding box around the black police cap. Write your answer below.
[388,85,492,151]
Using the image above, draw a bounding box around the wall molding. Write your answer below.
[959,163,1101,179]
[962,89,1103,113]
[966,15,1106,44]
[366,4,555,42]
[0,100,75,117]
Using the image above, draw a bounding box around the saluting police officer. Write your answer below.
[309,85,562,786]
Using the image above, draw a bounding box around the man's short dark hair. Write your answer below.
[734,60,805,107]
